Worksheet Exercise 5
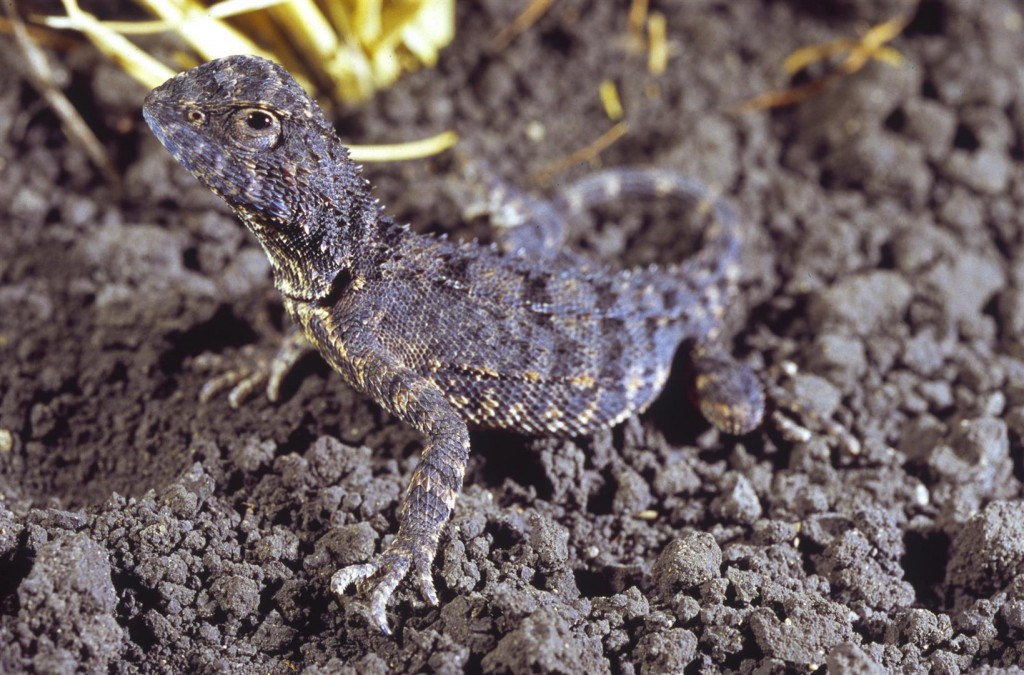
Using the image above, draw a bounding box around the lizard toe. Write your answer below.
[227,371,269,409]
[763,362,862,454]
[331,549,420,635]
[194,346,268,408]
[197,367,265,408]
[330,561,381,597]
[193,332,311,407]
[415,556,440,606]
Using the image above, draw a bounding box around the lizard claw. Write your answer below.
[764,362,862,455]
[193,331,311,408]
[330,540,440,635]
[195,348,268,408]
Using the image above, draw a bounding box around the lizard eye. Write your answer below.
[245,111,274,130]
[186,109,205,124]
[231,108,282,150]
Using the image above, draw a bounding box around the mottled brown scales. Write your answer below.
[142,55,830,634]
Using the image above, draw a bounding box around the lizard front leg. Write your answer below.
[329,357,469,634]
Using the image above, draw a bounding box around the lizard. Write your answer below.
[142,54,849,634]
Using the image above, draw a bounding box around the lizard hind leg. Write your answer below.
[689,344,863,453]
[689,342,766,436]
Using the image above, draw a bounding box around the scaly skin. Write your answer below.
[143,55,773,634]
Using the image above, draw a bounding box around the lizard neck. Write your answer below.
[241,185,384,303]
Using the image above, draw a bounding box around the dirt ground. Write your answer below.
[2,0,1024,672]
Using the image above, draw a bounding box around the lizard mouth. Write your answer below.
[143,93,251,214]
[142,66,225,181]
[142,97,199,173]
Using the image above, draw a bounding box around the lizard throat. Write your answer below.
[241,202,378,303]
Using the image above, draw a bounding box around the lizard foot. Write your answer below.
[193,330,311,408]
[690,345,861,453]
[330,538,439,635]
[764,362,861,455]
[690,347,766,436]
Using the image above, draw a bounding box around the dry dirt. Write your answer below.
[2,0,1024,672]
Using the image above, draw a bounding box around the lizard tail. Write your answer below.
[554,169,742,335]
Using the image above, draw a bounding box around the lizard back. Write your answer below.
[326,219,735,436]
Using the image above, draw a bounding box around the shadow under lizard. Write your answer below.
[143,55,850,634]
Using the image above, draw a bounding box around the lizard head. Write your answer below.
[143,54,375,301]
